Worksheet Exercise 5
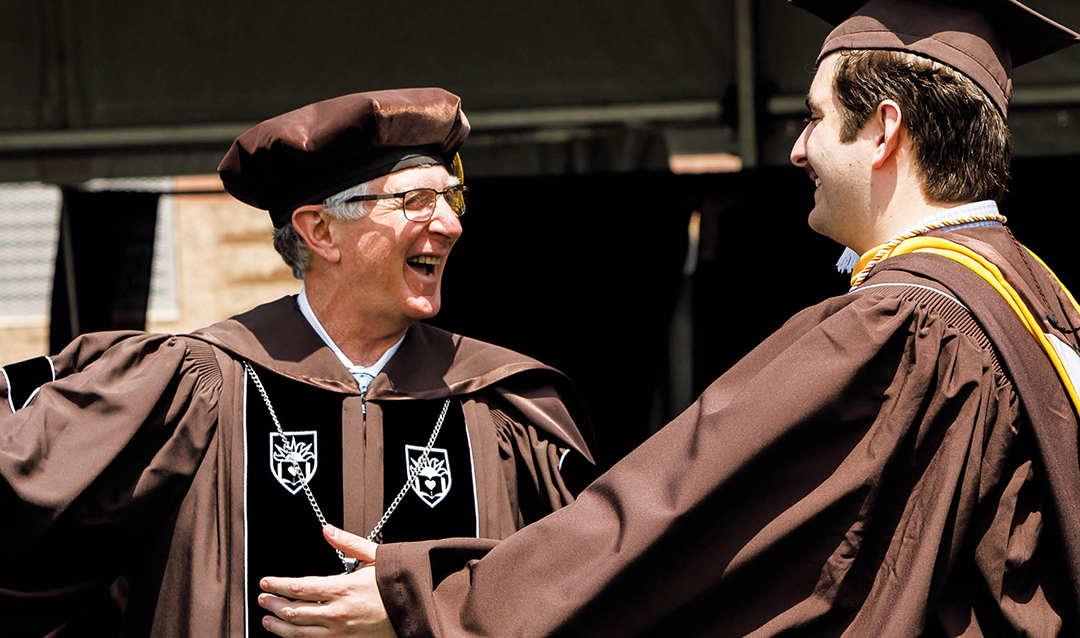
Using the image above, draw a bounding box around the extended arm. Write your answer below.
[0,332,222,635]
[371,292,1031,637]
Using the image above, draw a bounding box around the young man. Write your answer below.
[279,2,1080,636]
[0,88,593,637]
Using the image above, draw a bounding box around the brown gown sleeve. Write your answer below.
[489,399,592,524]
[376,289,1070,637]
[0,332,222,637]
[485,371,598,521]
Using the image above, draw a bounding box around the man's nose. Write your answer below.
[427,197,463,238]
[790,127,809,167]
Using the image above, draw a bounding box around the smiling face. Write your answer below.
[329,164,462,329]
[790,53,876,251]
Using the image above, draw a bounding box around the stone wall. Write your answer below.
[0,175,299,362]
[147,175,299,335]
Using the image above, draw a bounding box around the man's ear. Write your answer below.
[871,99,903,169]
[291,205,341,264]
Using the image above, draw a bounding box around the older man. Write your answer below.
[0,88,593,637]
[295,2,1080,636]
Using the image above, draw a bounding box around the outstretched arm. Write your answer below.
[0,334,222,635]
[260,525,395,638]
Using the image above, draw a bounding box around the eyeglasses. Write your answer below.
[344,184,468,222]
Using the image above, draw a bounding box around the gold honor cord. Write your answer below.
[861,236,1080,417]
[849,212,1010,289]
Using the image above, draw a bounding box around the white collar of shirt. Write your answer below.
[896,200,1001,234]
[297,288,404,390]
[835,200,1001,273]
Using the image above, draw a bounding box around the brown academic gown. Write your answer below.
[0,296,593,638]
[375,224,1080,637]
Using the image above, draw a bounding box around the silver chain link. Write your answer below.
[245,362,351,570]
[243,361,451,572]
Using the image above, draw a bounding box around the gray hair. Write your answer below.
[272,181,373,279]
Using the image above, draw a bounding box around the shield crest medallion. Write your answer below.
[405,445,452,508]
[270,431,318,495]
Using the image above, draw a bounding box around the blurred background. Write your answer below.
[2,0,1079,467]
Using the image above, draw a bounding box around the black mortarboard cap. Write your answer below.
[790,0,1080,115]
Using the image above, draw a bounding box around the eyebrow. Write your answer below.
[392,174,461,192]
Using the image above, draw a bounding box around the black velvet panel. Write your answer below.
[378,399,476,543]
[244,369,344,636]
[2,355,53,411]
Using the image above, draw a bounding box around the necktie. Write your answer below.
[351,369,375,392]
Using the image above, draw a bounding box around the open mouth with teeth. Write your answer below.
[407,255,441,276]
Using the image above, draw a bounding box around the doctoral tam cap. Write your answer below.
[218,88,470,228]
[790,0,1080,116]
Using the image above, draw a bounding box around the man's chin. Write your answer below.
[807,207,830,238]
[404,296,441,320]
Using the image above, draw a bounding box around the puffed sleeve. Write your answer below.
[482,370,597,525]
[0,331,222,636]
[376,289,1062,637]
[488,402,581,523]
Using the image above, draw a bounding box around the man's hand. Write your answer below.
[259,525,395,637]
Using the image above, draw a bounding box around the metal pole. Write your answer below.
[59,190,80,338]
[735,0,759,169]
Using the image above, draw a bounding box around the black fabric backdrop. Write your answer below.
[430,167,856,467]
[49,190,159,354]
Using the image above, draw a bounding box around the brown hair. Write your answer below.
[832,49,1011,203]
